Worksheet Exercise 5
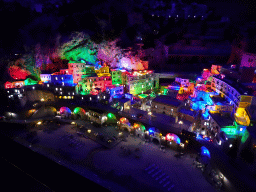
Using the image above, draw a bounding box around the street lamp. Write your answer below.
[179,120,183,129]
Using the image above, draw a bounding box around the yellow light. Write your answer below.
[87,129,91,133]
[59,96,62,99]
[185,140,189,143]
[37,121,42,125]
[41,98,44,101]
[71,122,76,125]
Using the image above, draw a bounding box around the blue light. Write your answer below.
[176,137,181,145]
[148,127,155,134]
[201,146,210,158]
[196,134,204,140]
[202,109,210,120]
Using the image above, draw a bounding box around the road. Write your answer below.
[198,139,256,192]
[119,107,191,135]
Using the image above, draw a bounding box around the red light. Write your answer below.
[9,66,30,80]
[5,81,14,89]
[166,133,174,141]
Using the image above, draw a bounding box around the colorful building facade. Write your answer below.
[77,76,112,95]
[128,70,159,95]
[68,62,97,84]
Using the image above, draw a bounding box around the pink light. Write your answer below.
[166,133,174,141]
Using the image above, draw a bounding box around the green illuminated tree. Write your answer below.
[58,32,97,64]
[23,50,41,80]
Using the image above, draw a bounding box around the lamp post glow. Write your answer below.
[179,120,183,129]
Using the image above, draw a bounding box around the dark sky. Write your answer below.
[188,0,256,23]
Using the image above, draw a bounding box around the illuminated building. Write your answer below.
[95,64,111,77]
[5,81,14,89]
[211,65,222,75]
[178,107,197,122]
[202,68,211,80]
[211,75,256,126]
[220,121,246,139]
[208,112,234,136]
[111,98,131,111]
[106,85,124,97]
[86,108,108,125]
[128,70,159,95]
[151,95,182,116]
[77,76,112,95]
[54,86,76,99]
[51,72,74,86]
[208,95,233,114]
[40,74,51,83]
[68,62,97,84]
[175,77,190,87]
[111,69,129,85]
[211,75,251,114]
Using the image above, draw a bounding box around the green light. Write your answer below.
[107,113,116,119]
[221,127,237,136]
[74,107,80,114]
[163,88,168,95]
[74,107,85,115]
[241,129,249,143]
[141,125,146,131]
[138,94,148,98]
[24,78,38,86]
[150,92,156,98]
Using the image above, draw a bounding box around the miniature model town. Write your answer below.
[2,35,256,192]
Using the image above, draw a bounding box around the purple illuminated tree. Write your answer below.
[97,39,123,68]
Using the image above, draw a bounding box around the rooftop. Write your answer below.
[116,98,130,103]
[213,75,254,96]
[179,107,196,117]
[209,112,234,128]
[152,95,182,107]
[211,95,229,105]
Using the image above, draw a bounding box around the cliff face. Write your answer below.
[25,90,55,102]
[19,90,55,108]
